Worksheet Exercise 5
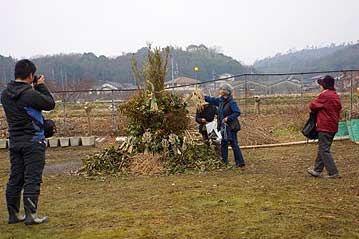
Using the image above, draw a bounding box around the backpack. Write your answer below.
[302,112,318,140]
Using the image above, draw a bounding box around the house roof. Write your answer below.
[165,77,199,86]
[97,82,136,90]
[310,75,326,80]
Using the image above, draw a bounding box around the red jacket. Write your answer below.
[310,90,342,133]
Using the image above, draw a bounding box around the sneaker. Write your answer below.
[307,168,321,177]
[324,173,342,179]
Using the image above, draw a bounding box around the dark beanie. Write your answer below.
[317,75,335,90]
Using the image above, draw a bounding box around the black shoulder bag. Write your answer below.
[32,117,57,138]
[302,112,318,140]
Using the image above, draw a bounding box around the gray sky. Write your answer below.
[1,0,358,64]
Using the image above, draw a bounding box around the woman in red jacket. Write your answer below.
[307,75,342,179]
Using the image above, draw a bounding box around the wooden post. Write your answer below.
[62,93,67,134]
[84,102,92,136]
[350,72,353,118]
[244,75,248,116]
[111,90,116,132]
[254,96,261,115]
[300,74,304,107]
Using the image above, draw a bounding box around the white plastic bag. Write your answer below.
[206,121,222,141]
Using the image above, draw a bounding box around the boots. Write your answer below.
[24,196,48,225]
[6,196,25,224]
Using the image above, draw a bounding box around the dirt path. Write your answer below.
[0,146,101,177]
[44,160,82,175]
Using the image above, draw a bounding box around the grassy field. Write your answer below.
[0,141,358,239]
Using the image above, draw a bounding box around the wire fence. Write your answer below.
[1,70,359,138]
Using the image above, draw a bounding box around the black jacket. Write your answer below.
[1,81,55,142]
[195,104,217,133]
[220,96,241,132]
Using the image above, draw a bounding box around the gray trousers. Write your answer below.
[314,132,339,175]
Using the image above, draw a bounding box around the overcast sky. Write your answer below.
[1,0,358,64]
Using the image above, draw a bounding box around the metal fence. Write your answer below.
[1,70,358,137]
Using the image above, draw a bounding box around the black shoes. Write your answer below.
[236,164,245,168]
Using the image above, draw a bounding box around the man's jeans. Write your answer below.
[314,132,339,175]
[6,140,46,199]
[221,131,245,166]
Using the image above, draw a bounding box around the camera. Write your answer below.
[33,75,40,84]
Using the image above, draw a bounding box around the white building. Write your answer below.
[165,77,199,91]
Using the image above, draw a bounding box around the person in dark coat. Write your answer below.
[204,83,245,167]
[307,75,342,179]
[195,103,217,146]
[1,59,55,225]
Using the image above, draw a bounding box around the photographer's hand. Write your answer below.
[29,74,55,111]
[36,75,45,85]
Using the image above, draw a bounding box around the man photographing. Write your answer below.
[1,59,55,225]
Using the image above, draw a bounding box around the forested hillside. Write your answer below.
[254,43,359,73]
[0,45,251,90]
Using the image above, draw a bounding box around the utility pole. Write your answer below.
[171,54,174,82]
[244,75,248,116]
[194,66,199,81]
[51,68,55,81]
[175,63,179,79]
[300,74,304,106]
[60,65,64,91]
[65,70,68,91]
[212,70,216,91]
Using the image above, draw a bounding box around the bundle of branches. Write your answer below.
[79,140,225,176]
[128,153,166,175]
[80,45,225,177]
[131,44,169,92]
[165,144,225,174]
[81,143,224,176]
[80,146,130,176]
[119,45,190,154]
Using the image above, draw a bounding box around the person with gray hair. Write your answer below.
[219,83,233,96]
[204,83,245,167]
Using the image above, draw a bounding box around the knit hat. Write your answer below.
[317,75,335,90]
[219,83,233,95]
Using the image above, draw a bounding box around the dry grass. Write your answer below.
[0,141,358,238]
[128,153,166,175]
[0,95,310,139]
